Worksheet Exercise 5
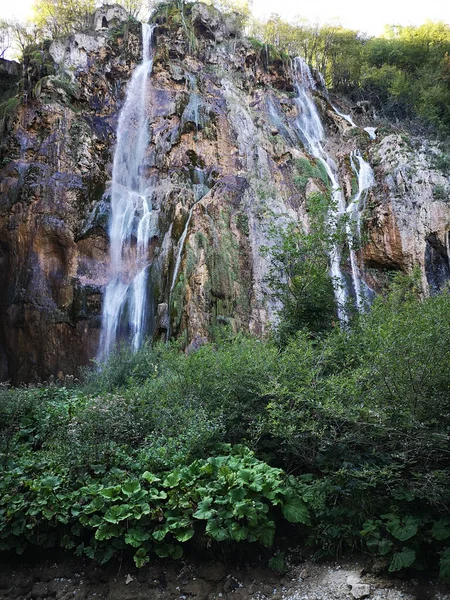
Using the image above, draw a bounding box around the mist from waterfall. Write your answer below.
[98,23,156,360]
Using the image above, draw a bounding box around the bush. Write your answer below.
[1,283,450,577]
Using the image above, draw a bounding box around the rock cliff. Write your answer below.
[0,3,449,382]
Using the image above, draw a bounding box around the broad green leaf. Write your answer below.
[389,548,416,572]
[378,539,394,556]
[205,520,230,541]
[95,523,121,541]
[281,497,310,524]
[103,504,133,524]
[193,498,216,520]
[169,545,183,559]
[154,543,176,558]
[385,516,419,541]
[229,522,249,542]
[432,520,450,541]
[163,472,181,488]
[258,523,275,547]
[121,481,141,496]
[229,487,246,503]
[153,527,169,541]
[142,471,161,484]
[134,547,149,568]
[40,476,62,489]
[173,528,195,542]
[83,497,105,514]
[99,486,122,500]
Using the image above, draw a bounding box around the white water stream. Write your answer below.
[292,57,349,322]
[98,24,156,360]
[347,150,375,308]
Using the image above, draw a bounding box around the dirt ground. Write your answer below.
[0,554,449,600]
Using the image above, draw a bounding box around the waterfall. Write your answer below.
[98,23,156,360]
[292,57,348,323]
[347,150,375,308]
[331,103,377,140]
[166,168,208,341]
[331,103,358,128]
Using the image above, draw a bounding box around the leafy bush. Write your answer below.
[0,445,308,566]
[1,281,450,577]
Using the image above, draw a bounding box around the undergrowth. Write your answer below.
[0,280,449,578]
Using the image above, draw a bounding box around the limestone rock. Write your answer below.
[1,3,449,382]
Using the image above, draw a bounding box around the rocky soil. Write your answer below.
[0,556,448,600]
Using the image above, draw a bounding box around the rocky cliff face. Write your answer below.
[0,3,449,382]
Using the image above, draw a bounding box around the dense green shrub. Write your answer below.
[1,282,450,577]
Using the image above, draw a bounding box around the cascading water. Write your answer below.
[331,104,358,128]
[166,168,209,341]
[347,150,375,308]
[98,23,156,360]
[292,57,349,323]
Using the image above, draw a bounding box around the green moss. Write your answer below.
[294,157,330,191]
[236,211,249,236]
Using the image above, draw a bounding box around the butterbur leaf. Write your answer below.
[142,471,160,484]
[154,543,176,558]
[229,522,249,542]
[127,527,151,542]
[281,497,310,524]
[83,497,105,514]
[95,523,121,541]
[385,516,419,541]
[173,528,195,542]
[193,498,216,520]
[121,481,141,496]
[205,520,229,541]
[432,520,450,541]
[389,548,416,572]
[229,487,246,503]
[378,539,393,556]
[170,545,183,559]
[103,504,132,524]
[258,523,275,547]
[40,476,62,489]
[134,547,149,568]
[163,472,181,488]
[152,527,169,541]
[100,486,122,500]
[269,552,287,573]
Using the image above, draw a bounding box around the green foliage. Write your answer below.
[262,192,341,341]
[0,439,307,565]
[249,17,450,136]
[31,0,95,38]
[1,278,450,577]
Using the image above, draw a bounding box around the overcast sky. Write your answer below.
[3,0,450,36]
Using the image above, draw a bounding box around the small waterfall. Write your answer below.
[98,24,156,360]
[331,103,377,139]
[364,127,377,140]
[292,57,348,323]
[186,74,201,131]
[331,103,358,128]
[347,150,375,308]
[166,168,208,341]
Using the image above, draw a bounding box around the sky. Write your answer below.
[2,0,450,36]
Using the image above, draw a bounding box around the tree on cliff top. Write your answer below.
[32,0,96,38]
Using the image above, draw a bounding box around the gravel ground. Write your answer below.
[0,555,448,600]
